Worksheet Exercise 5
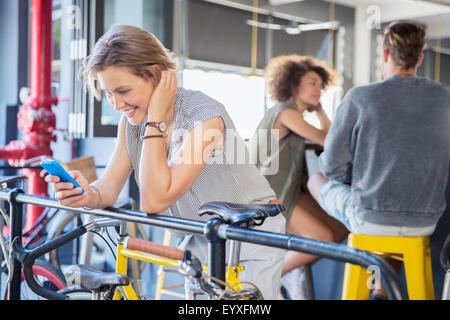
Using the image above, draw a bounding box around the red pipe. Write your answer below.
[29,0,53,109]
[0,0,57,233]
[22,0,56,232]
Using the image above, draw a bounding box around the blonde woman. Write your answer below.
[45,25,286,299]
[251,55,348,299]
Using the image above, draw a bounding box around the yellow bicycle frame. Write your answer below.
[112,243,245,300]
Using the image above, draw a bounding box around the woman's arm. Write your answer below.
[278,108,328,146]
[139,116,225,213]
[88,117,133,208]
[48,117,133,209]
[138,70,226,213]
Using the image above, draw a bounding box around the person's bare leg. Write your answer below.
[282,193,335,276]
[282,173,349,276]
[299,190,349,245]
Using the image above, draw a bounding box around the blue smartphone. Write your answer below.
[41,159,84,195]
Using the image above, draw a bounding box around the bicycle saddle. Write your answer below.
[64,264,129,292]
[198,202,285,227]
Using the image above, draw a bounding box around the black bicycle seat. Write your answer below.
[65,264,129,292]
[198,202,285,227]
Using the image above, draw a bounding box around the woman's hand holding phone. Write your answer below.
[45,170,96,208]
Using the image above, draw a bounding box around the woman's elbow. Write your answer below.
[140,201,168,214]
[140,195,171,213]
[310,132,326,147]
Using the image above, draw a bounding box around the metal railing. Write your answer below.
[0,189,407,300]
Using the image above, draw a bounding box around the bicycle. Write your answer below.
[0,170,136,300]
[12,201,285,300]
[0,157,94,270]
[0,155,147,278]
[0,175,67,300]
[6,187,409,300]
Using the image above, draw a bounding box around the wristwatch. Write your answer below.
[145,121,167,133]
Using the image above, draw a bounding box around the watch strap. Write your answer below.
[145,121,159,127]
[141,134,168,140]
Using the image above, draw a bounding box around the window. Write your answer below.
[88,0,172,137]
[182,65,343,139]
[100,0,167,127]
[52,0,62,97]
[182,68,266,140]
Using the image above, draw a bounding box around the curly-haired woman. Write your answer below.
[251,55,348,299]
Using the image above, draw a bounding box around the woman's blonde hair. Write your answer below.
[265,55,336,102]
[81,25,177,100]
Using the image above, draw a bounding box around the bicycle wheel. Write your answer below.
[2,259,66,300]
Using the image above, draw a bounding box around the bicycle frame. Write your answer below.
[1,189,408,300]
[112,222,245,300]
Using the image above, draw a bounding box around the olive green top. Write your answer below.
[250,101,308,221]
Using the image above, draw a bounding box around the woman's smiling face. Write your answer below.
[97,66,157,125]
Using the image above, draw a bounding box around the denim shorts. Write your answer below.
[318,180,436,237]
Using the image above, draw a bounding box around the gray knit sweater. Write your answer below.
[319,75,450,227]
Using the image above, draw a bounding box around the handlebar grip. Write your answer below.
[29,225,87,260]
[124,237,185,260]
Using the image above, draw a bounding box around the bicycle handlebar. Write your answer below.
[11,224,90,300]
[124,236,185,260]
[9,217,126,300]
[2,189,407,300]
[11,237,68,300]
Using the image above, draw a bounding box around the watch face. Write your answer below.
[158,121,167,132]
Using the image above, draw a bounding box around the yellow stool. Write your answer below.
[342,233,434,300]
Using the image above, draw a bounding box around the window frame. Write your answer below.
[86,0,174,138]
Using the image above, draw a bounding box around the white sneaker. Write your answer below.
[280,267,308,300]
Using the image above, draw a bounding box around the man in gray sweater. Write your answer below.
[308,22,449,239]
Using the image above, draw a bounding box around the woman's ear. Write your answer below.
[382,48,390,63]
[152,64,162,82]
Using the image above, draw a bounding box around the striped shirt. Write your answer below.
[123,88,283,237]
